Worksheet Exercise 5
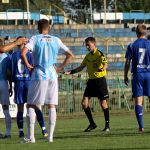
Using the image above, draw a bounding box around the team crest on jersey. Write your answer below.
[93,63,98,68]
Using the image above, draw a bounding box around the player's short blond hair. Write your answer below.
[136,24,147,37]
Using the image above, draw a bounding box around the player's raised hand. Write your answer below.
[16,37,28,45]
[124,76,129,86]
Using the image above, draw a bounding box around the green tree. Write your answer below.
[117,0,150,12]
[1,0,150,13]
[0,0,63,12]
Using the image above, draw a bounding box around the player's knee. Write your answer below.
[81,102,88,109]
[101,101,108,109]
[35,104,42,110]
[27,104,36,109]
[47,104,56,109]
[2,105,9,110]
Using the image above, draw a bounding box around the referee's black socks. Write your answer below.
[84,107,95,125]
[103,108,110,128]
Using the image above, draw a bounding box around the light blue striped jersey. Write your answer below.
[25,34,69,80]
[0,53,11,80]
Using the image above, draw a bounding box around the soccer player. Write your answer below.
[64,37,110,132]
[0,37,27,53]
[0,36,26,139]
[21,19,74,143]
[124,24,150,132]
[0,50,12,138]
[10,37,48,138]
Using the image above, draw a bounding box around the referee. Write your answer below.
[64,37,110,132]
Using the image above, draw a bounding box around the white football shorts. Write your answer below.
[27,79,58,105]
[0,80,10,105]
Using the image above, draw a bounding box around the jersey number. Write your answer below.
[139,48,146,64]
[17,59,25,74]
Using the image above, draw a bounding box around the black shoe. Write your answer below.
[84,124,97,132]
[0,133,3,139]
[19,131,24,138]
[102,127,110,132]
[139,128,144,133]
[3,134,11,139]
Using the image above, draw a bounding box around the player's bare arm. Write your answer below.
[0,37,28,53]
[56,49,74,73]
[124,58,131,86]
[21,47,34,71]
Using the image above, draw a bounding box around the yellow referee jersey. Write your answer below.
[81,48,107,79]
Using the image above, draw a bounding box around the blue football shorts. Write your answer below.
[14,80,30,104]
[132,72,150,97]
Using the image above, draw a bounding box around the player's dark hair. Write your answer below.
[16,36,24,40]
[136,24,147,37]
[38,19,50,33]
[85,37,96,43]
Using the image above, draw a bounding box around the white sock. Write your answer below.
[26,107,36,141]
[3,110,11,136]
[48,108,56,142]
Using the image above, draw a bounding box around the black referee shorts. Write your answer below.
[83,77,109,100]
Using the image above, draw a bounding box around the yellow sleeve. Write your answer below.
[101,55,107,64]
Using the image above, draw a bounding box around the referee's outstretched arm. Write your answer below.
[64,65,85,75]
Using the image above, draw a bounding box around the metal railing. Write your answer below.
[42,76,132,115]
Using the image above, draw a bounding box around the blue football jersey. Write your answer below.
[125,38,150,73]
[25,34,69,80]
[11,49,32,81]
[0,53,11,80]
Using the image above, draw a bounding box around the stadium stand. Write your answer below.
[0,21,149,114]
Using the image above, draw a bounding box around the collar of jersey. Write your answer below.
[90,48,98,55]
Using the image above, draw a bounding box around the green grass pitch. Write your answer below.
[0,113,150,150]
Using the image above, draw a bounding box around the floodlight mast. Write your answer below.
[104,0,107,24]
[89,0,93,24]
[26,0,30,24]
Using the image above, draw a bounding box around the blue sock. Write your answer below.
[135,105,144,129]
[35,110,46,131]
[17,112,24,131]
